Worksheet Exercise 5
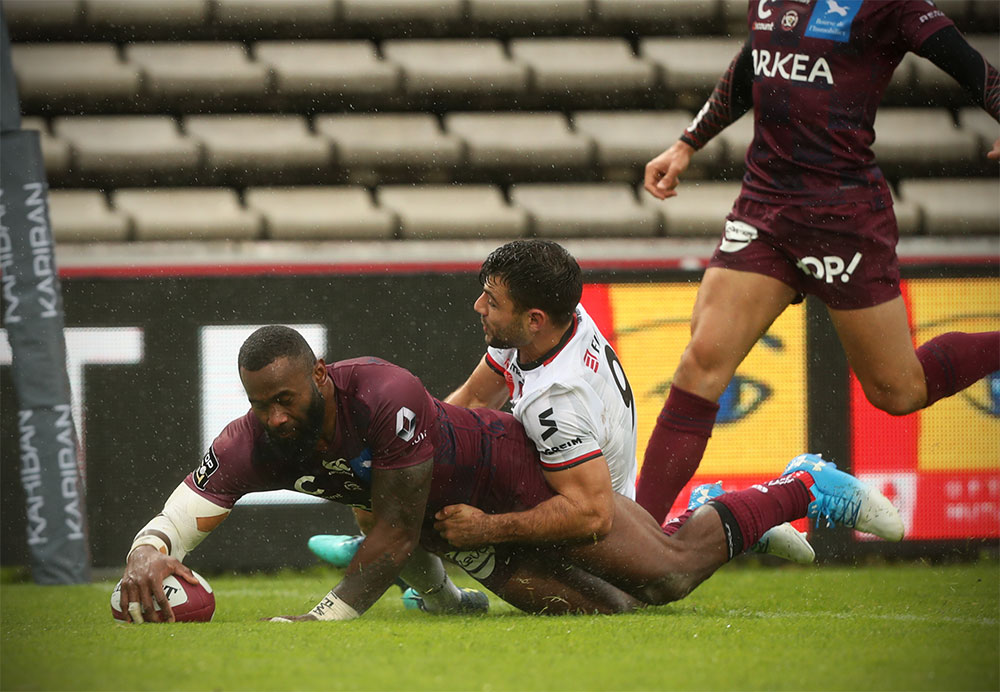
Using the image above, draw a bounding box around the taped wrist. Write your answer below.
[309,590,360,621]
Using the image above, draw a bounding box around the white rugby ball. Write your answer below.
[111,571,215,623]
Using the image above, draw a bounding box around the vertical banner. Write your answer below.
[1,13,91,583]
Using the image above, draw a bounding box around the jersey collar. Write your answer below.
[517,311,579,371]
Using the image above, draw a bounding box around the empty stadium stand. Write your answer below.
[3,0,998,245]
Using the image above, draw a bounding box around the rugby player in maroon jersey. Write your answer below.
[117,326,902,623]
[639,0,1000,524]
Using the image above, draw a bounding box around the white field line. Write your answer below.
[723,609,999,627]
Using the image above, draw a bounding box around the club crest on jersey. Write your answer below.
[193,448,219,490]
[781,10,799,30]
[805,0,861,43]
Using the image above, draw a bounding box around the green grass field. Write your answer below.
[2,560,998,691]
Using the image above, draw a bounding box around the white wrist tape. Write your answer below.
[309,590,360,621]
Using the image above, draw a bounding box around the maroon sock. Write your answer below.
[636,385,719,525]
[660,508,695,537]
[917,331,999,407]
[708,472,813,559]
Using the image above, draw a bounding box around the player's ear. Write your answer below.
[312,359,327,385]
[526,308,547,333]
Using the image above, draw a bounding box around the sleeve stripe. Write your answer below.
[485,353,505,376]
[541,449,604,470]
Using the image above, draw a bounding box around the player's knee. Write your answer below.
[637,574,699,606]
[860,375,925,416]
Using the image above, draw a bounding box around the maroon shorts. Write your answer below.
[708,197,902,310]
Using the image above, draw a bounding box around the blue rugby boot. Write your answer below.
[782,453,904,541]
[690,482,815,564]
[401,587,489,615]
[307,534,363,568]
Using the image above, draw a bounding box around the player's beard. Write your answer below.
[264,381,326,463]
[484,316,530,350]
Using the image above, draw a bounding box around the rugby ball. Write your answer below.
[111,571,215,623]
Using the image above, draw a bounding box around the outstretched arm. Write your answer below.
[444,355,509,410]
[435,458,615,547]
[273,459,434,622]
[645,39,753,200]
[118,481,231,623]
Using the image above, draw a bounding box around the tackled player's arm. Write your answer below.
[444,355,509,410]
[119,482,231,623]
[284,458,433,622]
[435,458,616,547]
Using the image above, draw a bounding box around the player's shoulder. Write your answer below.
[330,357,421,388]
[213,410,259,458]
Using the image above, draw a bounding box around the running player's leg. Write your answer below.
[830,298,999,415]
[637,267,797,523]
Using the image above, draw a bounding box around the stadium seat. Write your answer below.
[83,0,208,31]
[9,43,140,109]
[377,185,527,239]
[113,188,262,241]
[445,112,592,181]
[593,0,720,31]
[509,38,656,101]
[872,110,980,177]
[254,41,401,105]
[48,189,130,243]
[381,40,528,105]
[639,181,739,237]
[2,0,82,36]
[126,42,270,106]
[213,0,336,29]
[511,183,660,237]
[184,114,330,185]
[339,0,463,27]
[20,117,72,181]
[246,186,397,240]
[958,107,1000,156]
[314,113,462,185]
[641,37,743,109]
[466,0,590,25]
[898,179,1000,236]
[53,115,201,186]
[572,110,726,181]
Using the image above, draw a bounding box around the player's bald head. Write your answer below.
[239,325,316,373]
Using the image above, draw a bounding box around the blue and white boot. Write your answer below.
[782,454,904,541]
[689,482,815,564]
[401,587,490,615]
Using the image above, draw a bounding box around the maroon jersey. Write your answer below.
[740,0,954,206]
[184,358,553,537]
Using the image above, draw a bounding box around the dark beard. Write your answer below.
[264,383,326,463]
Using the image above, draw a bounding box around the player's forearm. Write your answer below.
[128,482,230,562]
[482,495,610,544]
[332,525,419,614]
[680,39,754,150]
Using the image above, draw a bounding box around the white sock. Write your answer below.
[399,549,463,611]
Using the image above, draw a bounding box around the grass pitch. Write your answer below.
[2,560,997,691]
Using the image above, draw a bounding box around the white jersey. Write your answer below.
[485,304,638,498]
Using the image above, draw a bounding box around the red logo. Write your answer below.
[583,351,599,373]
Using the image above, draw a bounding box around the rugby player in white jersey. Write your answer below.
[312,240,813,566]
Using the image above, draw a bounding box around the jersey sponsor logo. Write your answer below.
[395,406,416,442]
[720,219,759,253]
[583,349,600,373]
[293,475,323,496]
[756,0,773,20]
[444,546,496,579]
[537,407,558,441]
[780,10,799,31]
[796,252,862,284]
[541,436,583,456]
[918,9,945,23]
[752,21,774,31]
[751,49,834,84]
[804,0,861,43]
[193,448,219,490]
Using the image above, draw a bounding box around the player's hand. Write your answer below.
[118,546,198,623]
[644,140,695,200]
[265,613,319,623]
[434,504,492,548]
[988,137,1000,161]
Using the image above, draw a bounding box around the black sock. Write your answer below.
[707,500,745,560]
